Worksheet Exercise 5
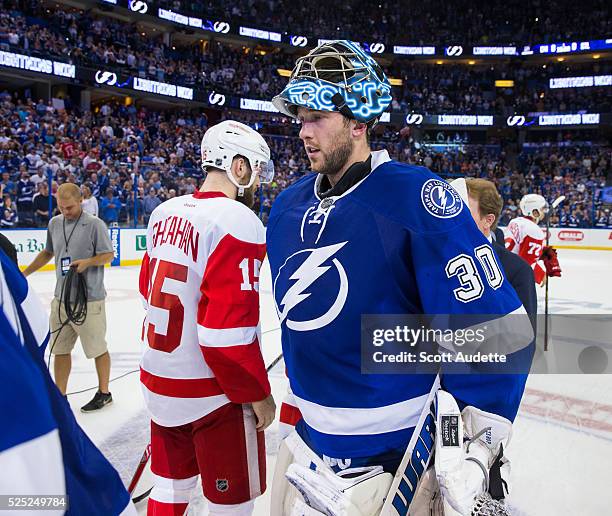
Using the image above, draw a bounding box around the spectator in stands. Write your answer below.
[32,182,57,226]
[143,187,161,224]
[81,185,98,217]
[99,189,120,226]
[1,171,15,199]
[25,146,42,174]
[30,165,46,188]
[1,195,18,227]
[594,209,611,228]
[16,168,35,226]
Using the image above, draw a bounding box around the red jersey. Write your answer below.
[60,141,76,159]
[505,216,546,283]
[138,191,270,427]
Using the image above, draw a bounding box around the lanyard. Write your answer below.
[62,210,83,253]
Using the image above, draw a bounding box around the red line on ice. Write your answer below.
[520,388,612,434]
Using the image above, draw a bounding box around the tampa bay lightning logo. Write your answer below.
[421,179,463,219]
[273,242,349,332]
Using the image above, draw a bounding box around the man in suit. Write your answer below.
[452,178,537,332]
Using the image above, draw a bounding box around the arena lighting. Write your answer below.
[388,77,403,86]
[276,68,291,77]
[593,54,601,59]
[468,60,476,65]
[436,60,444,65]
[495,80,515,87]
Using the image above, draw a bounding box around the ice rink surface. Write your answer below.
[27,248,612,515]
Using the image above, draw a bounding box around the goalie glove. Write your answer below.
[434,390,512,516]
[541,246,562,277]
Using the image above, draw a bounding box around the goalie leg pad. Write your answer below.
[434,390,512,516]
[271,431,392,516]
[270,431,301,516]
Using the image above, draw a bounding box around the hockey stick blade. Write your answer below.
[133,487,152,504]
[551,195,566,209]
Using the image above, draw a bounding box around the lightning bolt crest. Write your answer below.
[278,242,348,324]
[434,185,448,211]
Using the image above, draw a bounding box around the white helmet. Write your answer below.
[520,194,547,219]
[200,120,274,195]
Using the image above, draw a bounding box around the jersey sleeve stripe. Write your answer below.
[197,326,257,348]
[293,392,429,436]
[140,368,224,398]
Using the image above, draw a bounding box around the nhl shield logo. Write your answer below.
[216,479,229,492]
[420,179,463,219]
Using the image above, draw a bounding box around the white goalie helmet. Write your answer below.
[519,193,547,219]
[200,120,275,194]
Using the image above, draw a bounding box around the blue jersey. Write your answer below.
[267,150,533,459]
[0,250,134,515]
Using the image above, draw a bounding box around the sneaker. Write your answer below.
[81,391,113,412]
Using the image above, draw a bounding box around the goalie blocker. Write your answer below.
[272,388,513,516]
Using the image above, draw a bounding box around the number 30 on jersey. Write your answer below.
[445,245,504,303]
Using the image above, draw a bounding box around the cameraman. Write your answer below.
[24,183,115,412]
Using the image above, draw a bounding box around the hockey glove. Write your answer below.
[541,246,561,277]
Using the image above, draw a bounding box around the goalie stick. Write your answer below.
[380,376,440,516]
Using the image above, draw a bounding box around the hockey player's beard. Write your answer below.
[235,183,257,208]
[311,133,353,177]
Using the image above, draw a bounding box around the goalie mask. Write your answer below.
[200,120,274,196]
[272,40,392,124]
